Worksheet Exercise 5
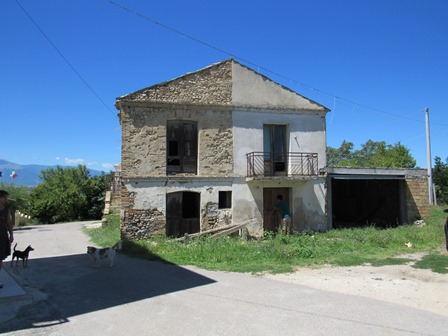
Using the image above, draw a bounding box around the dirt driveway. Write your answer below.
[265,252,448,316]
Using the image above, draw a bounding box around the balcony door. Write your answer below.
[263,125,287,175]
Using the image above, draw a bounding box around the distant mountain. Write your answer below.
[0,159,106,187]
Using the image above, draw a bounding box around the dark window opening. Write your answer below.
[167,158,180,166]
[167,121,197,174]
[168,141,179,156]
[219,191,232,209]
[183,193,199,218]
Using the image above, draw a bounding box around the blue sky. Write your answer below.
[1,0,447,172]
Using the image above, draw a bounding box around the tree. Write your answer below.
[326,141,355,166]
[29,165,108,223]
[327,140,416,168]
[0,182,31,213]
[433,156,448,205]
[82,174,108,219]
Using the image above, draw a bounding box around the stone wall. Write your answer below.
[120,105,233,178]
[406,175,429,222]
[201,202,232,231]
[119,60,232,105]
[120,183,134,209]
[121,208,166,240]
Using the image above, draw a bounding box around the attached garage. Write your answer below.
[326,167,429,229]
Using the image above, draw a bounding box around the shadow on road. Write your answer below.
[1,250,215,333]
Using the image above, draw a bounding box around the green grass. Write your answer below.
[84,206,448,274]
[83,214,121,247]
[413,254,448,274]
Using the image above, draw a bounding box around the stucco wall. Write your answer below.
[231,177,327,237]
[233,109,327,176]
[231,62,326,111]
[120,179,234,239]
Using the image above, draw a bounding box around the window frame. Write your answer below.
[167,120,198,175]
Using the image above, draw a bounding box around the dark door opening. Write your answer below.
[166,191,200,237]
[263,188,290,232]
[331,179,402,229]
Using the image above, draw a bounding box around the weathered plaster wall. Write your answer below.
[232,109,327,176]
[231,62,326,111]
[292,180,327,232]
[231,177,327,237]
[231,178,264,236]
[120,179,234,239]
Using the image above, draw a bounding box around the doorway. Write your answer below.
[166,191,200,237]
[263,125,287,175]
[263,188,290,232]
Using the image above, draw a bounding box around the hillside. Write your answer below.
[0,159,107,187]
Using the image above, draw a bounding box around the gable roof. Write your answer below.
[116,59,329,112]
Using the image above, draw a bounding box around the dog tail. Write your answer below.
[112,240,122,251]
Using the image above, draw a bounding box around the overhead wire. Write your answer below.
[15,0,447,129]
[15,0,117,118]
[108,0,448,127]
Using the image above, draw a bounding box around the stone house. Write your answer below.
[115,59,429,240]
[115,59,329,239]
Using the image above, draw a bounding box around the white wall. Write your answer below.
[231,178,327,236]
[231,108,328,236]
[232,109,327,176]
[124,179,233,214]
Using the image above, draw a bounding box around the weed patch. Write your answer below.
[413,254,448,274]
[84,207,448,274]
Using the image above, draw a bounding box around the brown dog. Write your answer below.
[11,243,35,268]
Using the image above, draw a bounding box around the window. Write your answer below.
[219,191,232,209]
[167,121,197,174]
[263,124,287,174]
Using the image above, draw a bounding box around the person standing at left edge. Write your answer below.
[0,190,14,288]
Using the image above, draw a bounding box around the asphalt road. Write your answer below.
[0,221,447,336]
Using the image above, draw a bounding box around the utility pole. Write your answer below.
[425,107,434,205]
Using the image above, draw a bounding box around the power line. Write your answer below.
[15,0,117,118]
[108,0,448,127]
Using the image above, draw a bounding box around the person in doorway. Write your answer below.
[274,194,291,235]
[0,190,14,288]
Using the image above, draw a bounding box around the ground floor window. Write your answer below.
[219,191,232,209]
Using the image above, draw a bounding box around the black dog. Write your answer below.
[11,243,35,268]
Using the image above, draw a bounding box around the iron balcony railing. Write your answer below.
[246,152,318,177]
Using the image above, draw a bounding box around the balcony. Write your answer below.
[246,152,318,178]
